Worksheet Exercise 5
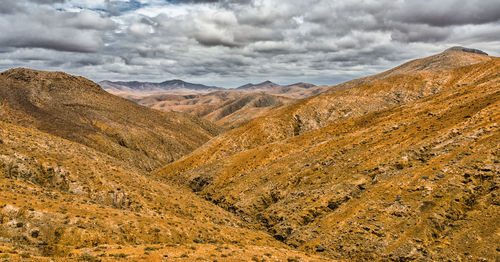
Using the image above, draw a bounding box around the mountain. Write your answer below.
[120,81,328,129]
[446,46,488,55]
[99,79,224,95]
[285,82,316,89]
[155,48,499,261]
[236,80,280,90]
[0,68,221,171]
[0,69,325,261]
[269,83,328,99]
[0,117,323,261]
[235,81,327,99]
[133,91,296,129]
[2,47,496,261]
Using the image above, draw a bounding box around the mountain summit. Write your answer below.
[445,46,488,55]
[236,80,280,90]
[100,79,224,95]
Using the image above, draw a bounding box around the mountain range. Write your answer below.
[99,79,224,95]
[0,47,498,261]
[155,47,499,261]
[102,80,328,129]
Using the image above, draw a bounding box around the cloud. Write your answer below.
[0,1,22,14]
[0,5,115,53]
[390,0,500,26]
[0,0,499,88]
[29,0,66,3]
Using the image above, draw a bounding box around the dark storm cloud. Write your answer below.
[0,0,499,87]
[0,1,22,14]
[390,24,451,43]
[391,0,500,26]
[194,34,240,47]
[0,4,115,53]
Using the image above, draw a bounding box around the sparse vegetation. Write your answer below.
[0,49,497,261]
[78,254,101,261]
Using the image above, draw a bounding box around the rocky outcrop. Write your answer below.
[446,46,488,55]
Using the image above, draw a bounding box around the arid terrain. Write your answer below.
[0,69,221,171]
[156,47,500,261]
[0,47,498,261]
[103,80,328,129]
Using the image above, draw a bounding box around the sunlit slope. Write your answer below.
[157,49,493,172]
[157,50,499,260]
[0,120,326,261]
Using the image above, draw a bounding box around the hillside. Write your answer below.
[156,48,500,260]
[0,120,325,261]
[120,81,328,129]
[156,48,493,164]
[236,81,328,99]
[100,79,224,95]
[133,91,296,129]
[0,68,221,171]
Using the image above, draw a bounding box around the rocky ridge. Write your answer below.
[156,48,500,261]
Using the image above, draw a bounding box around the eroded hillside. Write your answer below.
[0,121,326,261]
[0,69,221,171]
[134,91,296,129]
[156,49,500,261]
[110,81,328,129]
[157,49,494,170]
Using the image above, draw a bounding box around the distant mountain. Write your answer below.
[134,91,296,129]
[285,82,316,89]
[237,81,317,91]
[235,81,324,98]
[107,79,326,129]
[99,79,224,95]
[236,80,280,90]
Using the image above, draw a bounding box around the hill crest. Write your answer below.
[0,68,221,171]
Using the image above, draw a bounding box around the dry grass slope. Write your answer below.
[0,68,222,171]
[156,50,500,260]
[0,120,326,261]
[133,91,296,129]
[115,82,328,129]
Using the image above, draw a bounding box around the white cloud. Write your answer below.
[0,0,499,88]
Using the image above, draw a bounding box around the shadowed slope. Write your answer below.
[0,68,221,171]
[133,91,296,129]
[118,81,327,129]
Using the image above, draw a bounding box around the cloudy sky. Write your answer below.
[1,0,499,88]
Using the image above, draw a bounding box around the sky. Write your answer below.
[1,0,499,88]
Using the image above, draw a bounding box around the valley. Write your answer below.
[0,47,498,261]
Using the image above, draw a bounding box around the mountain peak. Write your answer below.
[161,79,186,84]
[1,67,64,81]
[444,46,488,55]
[237,80,279,90]
[99,79,223,93]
